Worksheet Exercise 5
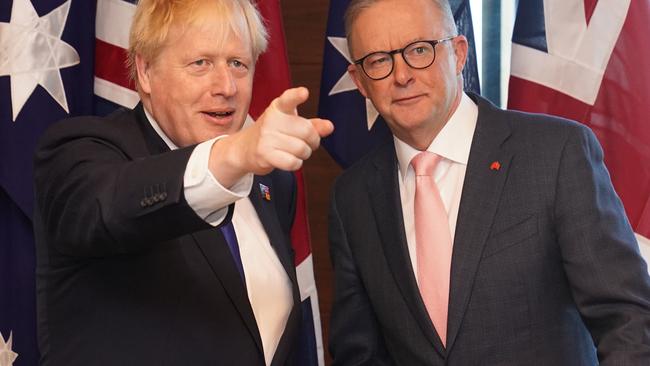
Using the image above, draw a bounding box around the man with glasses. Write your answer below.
[328,0,650,364]
[33,0,332,364]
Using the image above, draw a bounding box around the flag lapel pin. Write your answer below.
[259,183,271,201]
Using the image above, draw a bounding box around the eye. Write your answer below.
[406,44,432,57]
[228,58,251,77]
[188,59,212,72]
[366,54,391,67]
[229,59,248,69]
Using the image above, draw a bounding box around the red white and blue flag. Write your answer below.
[1,1,97,363]
[318,0,480,168]
[1,0,323,364]
[508,0,650,265]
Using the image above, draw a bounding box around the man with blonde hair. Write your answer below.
[33,0,332,365]
[328,0,650,364]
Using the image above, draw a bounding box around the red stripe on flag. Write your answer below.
[584,0,597,24]
[95,39,135,91]
[508,76,591,123]
[292,169,312,265]
[249,0,292,119]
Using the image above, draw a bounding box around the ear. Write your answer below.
[347,63,368,98]
[135,54,153,94]
[452,35,469,75]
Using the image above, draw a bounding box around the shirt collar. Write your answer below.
[394,92,478,178]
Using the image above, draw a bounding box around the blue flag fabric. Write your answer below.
[318,0,480,168]
[1,1,99,363]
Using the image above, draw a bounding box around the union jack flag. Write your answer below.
[508,0,650,265]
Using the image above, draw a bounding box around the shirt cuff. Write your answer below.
[184,136,254,226]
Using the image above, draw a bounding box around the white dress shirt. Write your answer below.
[394,93,478,279]
[144,109,292,366]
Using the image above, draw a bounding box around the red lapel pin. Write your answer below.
[490,161,501,171]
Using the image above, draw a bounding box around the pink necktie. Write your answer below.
[411,152,453,346]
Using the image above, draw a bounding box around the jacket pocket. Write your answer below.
[482,215,538,258]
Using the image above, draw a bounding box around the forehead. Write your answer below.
[349,0,445,55]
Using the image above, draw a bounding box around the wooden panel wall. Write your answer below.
[281,1,340,364]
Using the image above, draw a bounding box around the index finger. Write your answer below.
[272,87,309,115]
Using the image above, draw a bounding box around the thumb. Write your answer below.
[273,87,309,115]
[310,118,335,138]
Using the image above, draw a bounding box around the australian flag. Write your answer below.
[319,0,480,168]
[508,0,650,263]
[0,1,102,364]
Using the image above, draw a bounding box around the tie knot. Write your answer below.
[411,152,441,176]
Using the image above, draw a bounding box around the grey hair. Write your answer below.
[344,0,457,55]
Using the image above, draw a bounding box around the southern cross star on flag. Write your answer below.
[508,0,650,266]
[1,1,324,364]
[318,0,480,169]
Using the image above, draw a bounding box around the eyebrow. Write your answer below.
[366,37,429,53]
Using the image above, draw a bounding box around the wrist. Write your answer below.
[209,136,248,189]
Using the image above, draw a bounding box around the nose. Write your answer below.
[392,54,414,86]
[210,63,237,98]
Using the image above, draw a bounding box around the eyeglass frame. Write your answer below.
[353,36,456,81]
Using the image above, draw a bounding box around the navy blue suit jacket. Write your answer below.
[33,104,301,365]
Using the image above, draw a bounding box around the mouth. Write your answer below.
[202,110,235,118]
[393,94,425,104]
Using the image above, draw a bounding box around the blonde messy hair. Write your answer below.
[127,0,268,84]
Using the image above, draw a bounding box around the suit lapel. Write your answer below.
[445,95,513,352]
[133,103,172,155]
[248,175,298,286]
[192,225,264,355]
[367,143,447,356]
[249,174,301,366]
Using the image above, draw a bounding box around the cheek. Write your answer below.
[235,78,253,103]
[241,73,254,93]
[363,82,389,103]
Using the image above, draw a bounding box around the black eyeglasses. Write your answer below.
[353,36,455,80]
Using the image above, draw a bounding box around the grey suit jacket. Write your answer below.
[328,94,650,365]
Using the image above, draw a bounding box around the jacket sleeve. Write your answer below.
[33,118,214,257]
[555,124,650,364]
